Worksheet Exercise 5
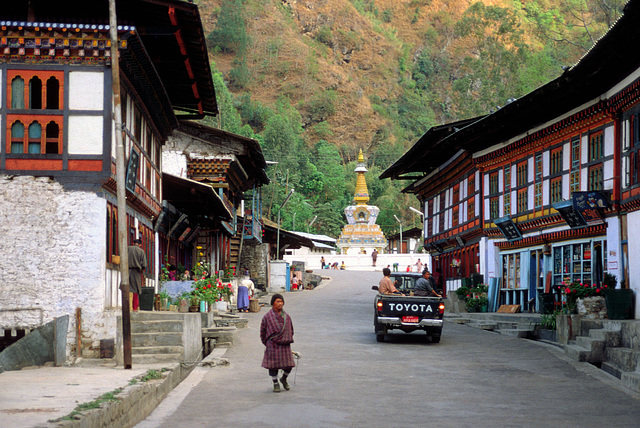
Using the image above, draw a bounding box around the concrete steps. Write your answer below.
[621,372,640,393]
[202,326,237,346]
[131,320,184,333]
[129,313,188,363]
[451,315,537,338]
[565,328,620,363]
[214,315,248,329]
[131,353,184,364]
[131,332,182,347]
[605,347,640,372]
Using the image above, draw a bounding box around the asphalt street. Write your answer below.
[137,269,640,428]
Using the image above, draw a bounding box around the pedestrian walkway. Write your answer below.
[0,358,193,427]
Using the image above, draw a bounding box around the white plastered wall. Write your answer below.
[627,211,640,319]
[68,71,104,155]
[0,176,110,357]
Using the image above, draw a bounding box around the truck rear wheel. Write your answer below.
[374,317,386,342]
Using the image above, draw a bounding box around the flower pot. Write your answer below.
[162,298,169,311]
[189,305,199,312]
[216,300,228,312]
[178,299,189,313]
[539,293,556,314]
[538,328,556,342]
[604,289,635,320]
[139,287,155,311]
[200,301,207,312]
[480,304,488,313]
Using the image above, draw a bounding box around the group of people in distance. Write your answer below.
[378,266,442,298]
[320,257,345,270]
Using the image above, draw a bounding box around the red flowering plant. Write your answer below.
[215,279,234,302]
[193,277,221,305]
[562,281,608,313]
[190,260,222,304]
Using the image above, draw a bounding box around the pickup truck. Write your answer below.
[372,272,445,343]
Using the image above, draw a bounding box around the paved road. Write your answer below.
[138,270,640,428]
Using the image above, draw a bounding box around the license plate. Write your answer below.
[402,316,419,323]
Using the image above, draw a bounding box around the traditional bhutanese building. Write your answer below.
[0,0,221,359]
[337,149,388,255]
[382,1,640,318]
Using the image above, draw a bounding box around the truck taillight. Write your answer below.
[377,301,383,310]
[438,303,445,314]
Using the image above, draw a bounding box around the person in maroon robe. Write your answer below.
[260,293,295,392]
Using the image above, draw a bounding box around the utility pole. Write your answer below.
[109,0,132,369]
[394,214,403,254]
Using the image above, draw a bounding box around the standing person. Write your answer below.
[414,267,441,297]
[260,294,295,393]
[127,238,147,312]
[237,277,254,312]
[291,273,299,290]
[415,258,423,273]
[371,249,378,267]
[433,268,445,294]
[320,256,326,270]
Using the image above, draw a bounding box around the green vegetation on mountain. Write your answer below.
[196,0,625,238]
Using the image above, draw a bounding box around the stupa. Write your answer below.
[337,149,388,255]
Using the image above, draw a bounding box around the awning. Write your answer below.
[162,173,231,225]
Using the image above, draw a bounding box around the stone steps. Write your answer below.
[565,328,620,363]
[131,332,182,347]
[605,347,640,372]
[202,326,237,345]
[131,353,184,365]
[214,316,248,329]
[131,345,184,356]
[565,344,591,362]
[621,372,640,393]
[455,316,537,338]
[131,320,184,333]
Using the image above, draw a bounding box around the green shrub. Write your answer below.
[316,26,333,46]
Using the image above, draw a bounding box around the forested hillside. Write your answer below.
[193,0,625,239]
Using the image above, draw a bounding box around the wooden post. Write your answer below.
[109,0,132,369]
[75,307,82,359]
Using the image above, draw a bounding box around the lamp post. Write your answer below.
[277,188,295,259]
[307,215,317,233]
[393,214,402,254]
[409,206,425,252]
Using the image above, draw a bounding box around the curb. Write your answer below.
[54,362,196,428]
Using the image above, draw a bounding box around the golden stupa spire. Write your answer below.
[353,149,369,205]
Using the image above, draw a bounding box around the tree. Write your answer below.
[208,0,248,54]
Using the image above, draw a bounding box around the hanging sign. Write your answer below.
[552,200,587,229]
[125,148,140,194]
[573,191,608,226]
[494,216,522,241]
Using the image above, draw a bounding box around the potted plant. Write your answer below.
[477,296,489,312]
[178,292,190,313]
[603,274,635,320]
[189,295,200,312]
[158,291,170,311]
[466,297,479,313]
[538,311,557,341]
